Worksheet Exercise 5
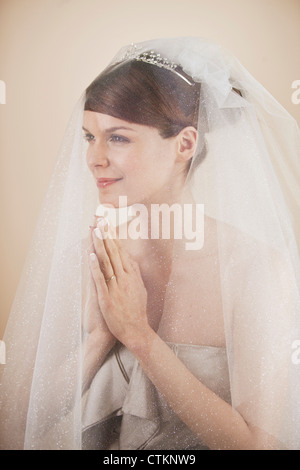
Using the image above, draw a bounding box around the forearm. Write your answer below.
[82,329,115,393]
[127,328,273,450]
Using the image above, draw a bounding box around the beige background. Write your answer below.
[0,0,299,338]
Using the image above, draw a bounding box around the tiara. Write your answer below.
[119,44,194,86]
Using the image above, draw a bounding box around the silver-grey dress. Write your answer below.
[82,342,231,450]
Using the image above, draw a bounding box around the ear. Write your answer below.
[176,126,198,163]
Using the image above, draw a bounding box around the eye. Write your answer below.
[109,134,130,144]
[83,132,95,143]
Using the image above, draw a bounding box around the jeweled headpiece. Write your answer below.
[118,43,195,86]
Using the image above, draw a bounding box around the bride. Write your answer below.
[0,37,299,450]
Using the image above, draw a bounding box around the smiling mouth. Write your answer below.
[96,178,123,188]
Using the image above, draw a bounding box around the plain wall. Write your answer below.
[0,0,300,337]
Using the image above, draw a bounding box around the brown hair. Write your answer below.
[84,58,201,139]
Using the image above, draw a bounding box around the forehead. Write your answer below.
[83,111,129,127]
[83,111,159,135]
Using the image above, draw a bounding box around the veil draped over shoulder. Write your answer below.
[0,37,300,450]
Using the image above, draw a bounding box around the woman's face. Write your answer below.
[83,111,187,208]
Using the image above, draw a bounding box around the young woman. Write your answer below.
[1,38,299,450]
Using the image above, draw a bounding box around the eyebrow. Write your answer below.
[82,126,137,134]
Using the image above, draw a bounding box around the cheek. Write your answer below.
[86,147,95,170]
[122,142,173,183]
[121,153,151,177]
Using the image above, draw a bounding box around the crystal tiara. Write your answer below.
[118,44,195,86]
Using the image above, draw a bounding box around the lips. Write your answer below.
[96,178,122,188]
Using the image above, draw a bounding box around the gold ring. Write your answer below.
[105,274,116,283]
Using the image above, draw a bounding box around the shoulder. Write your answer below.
[205,217,295,294]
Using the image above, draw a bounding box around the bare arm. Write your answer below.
[82,329,115,394]
[125,328,275,450]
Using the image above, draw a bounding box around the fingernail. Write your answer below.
[94,227,103,239]
[98,218,108,229]
[89,252,97,262]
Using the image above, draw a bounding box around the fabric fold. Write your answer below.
[82,343,231,450]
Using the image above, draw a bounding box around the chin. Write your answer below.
[98,192,131,209]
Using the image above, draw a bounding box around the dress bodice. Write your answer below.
[82,342,231,450]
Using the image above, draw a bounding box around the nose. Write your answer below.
[86,141,109,169]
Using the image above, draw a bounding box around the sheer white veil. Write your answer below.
[0,37,299,450]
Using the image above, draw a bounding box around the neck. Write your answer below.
[118,185,195,262]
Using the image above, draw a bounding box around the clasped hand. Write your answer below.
[89,218,149,349]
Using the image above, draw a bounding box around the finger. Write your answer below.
[130,258,145,284]
[99,220,134,274]
[85,225,96,254]
[92,228,115,280]
[89,252,108,300]
[98,220,125,279]
[93,214,105,228]
[117,245,136,274]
